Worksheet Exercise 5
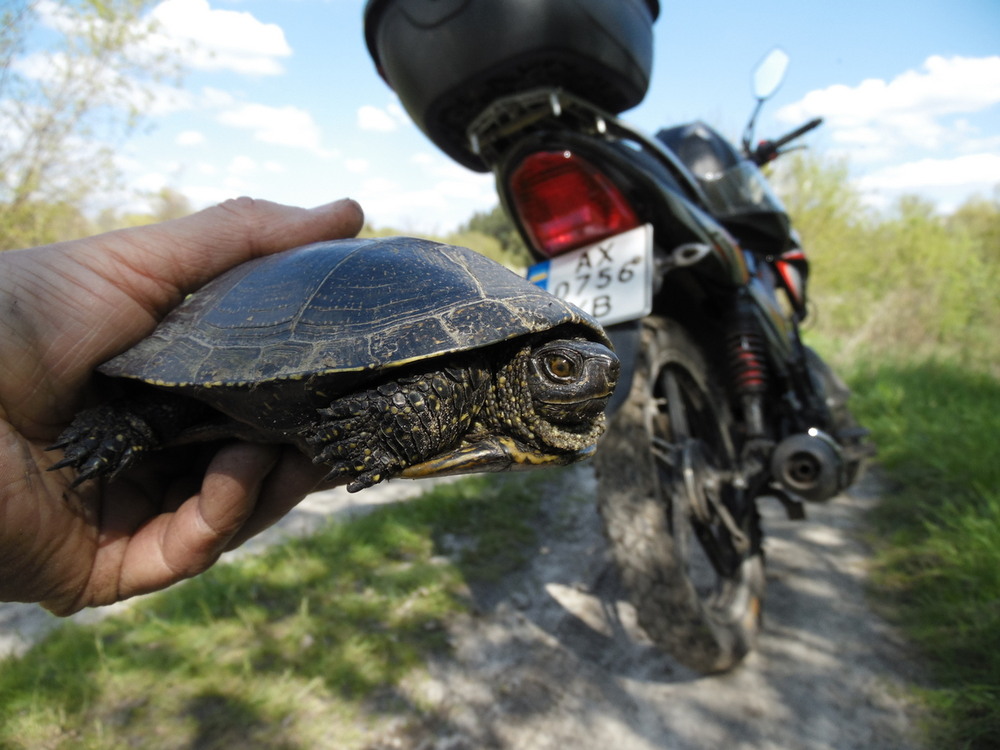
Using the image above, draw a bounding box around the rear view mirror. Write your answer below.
[753,48,789,100]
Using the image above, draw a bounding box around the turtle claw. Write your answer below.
[309,438,397,493]
[318,461,384,494]
[48,444,117,489]
[47,406,156,485]
[305,413,400,492]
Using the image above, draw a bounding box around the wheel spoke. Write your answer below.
[661,369,690,439]
[650,435,675,467]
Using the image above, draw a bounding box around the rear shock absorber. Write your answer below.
[727,296,769,437]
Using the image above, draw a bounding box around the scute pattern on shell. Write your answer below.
[99,237,607,387]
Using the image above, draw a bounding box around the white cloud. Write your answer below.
[229,155,258,175]
[410,151,478,180]
[777,55,1000,160]
[345,158,370,173]
[133,171,169,193]
[357,102,409,132]
[356,153,495,230]
[199,87,237,109]
[357,105,398,132]
[182,184,239,206]
[779,55,1000,124]
[149,0,292,76]
[32,0,291,79]
[856,153,1000,192]
[359,176,400,194]
[32,0,80,34]
[176,130,206,146]
[216,103,326,152]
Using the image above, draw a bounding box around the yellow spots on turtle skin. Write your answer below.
[112,432,146,454]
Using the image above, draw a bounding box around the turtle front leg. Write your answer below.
[48,394,205,486]
[304,367,488,493]
[305,399,403,492]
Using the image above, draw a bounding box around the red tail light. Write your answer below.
[508,150,640,257]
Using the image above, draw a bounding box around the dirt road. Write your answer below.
[1,467,924,749]
[373,466,926,750]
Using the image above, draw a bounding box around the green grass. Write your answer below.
[842,356,1000,749]
[0,470,555,749]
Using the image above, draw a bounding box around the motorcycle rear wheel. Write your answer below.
[595,316,765,673]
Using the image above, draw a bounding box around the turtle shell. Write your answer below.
[100,236,608,387]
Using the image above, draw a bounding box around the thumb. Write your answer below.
[92,196,365,303]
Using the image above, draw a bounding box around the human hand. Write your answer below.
[0,197,364,614]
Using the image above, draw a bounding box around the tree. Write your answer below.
[0,0,176,250]
[95,185,193,231]
[950,187,1000,266]
[458,204,531,268]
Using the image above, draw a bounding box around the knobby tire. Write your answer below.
[595,316,765,673]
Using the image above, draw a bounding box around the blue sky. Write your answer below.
[19,0,1000,232]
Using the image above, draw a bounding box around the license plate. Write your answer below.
[526,224,653,326]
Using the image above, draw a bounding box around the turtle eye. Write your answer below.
[545,354,576,380]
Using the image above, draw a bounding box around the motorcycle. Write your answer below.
[364,0,873,673]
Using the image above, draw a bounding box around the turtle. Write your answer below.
[49,236,619,493]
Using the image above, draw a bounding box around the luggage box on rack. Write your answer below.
[363,0,659,171]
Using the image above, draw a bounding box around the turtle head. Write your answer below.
[526,339,619,425]
[399,336,618,482]
[511,337,619,453]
